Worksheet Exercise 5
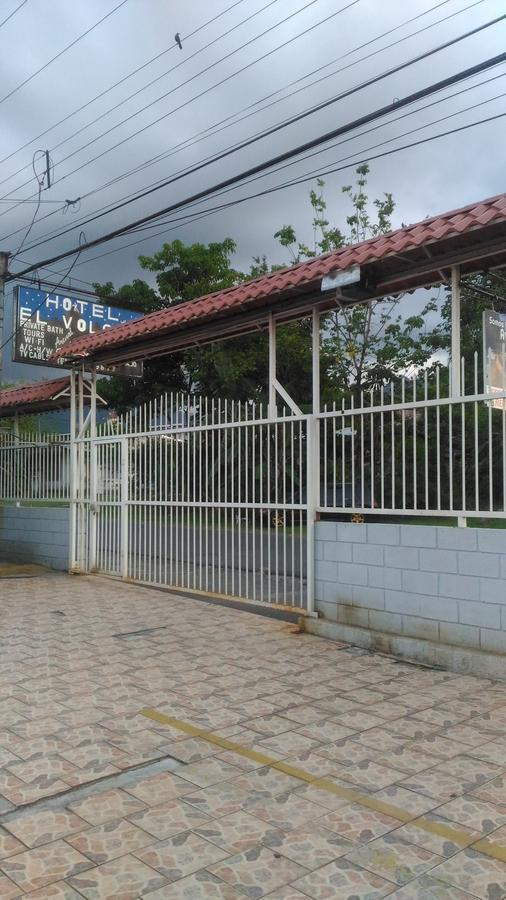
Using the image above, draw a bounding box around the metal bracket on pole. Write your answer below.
[268,311,303,416]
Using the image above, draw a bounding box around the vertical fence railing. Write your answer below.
[117,398,309,609]
[0,432,71,503]
[318,358,506,518]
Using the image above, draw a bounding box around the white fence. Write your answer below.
[0,431,70,503]
[1,361,506,608]
[72,395,311,610]
[319,357,506,519]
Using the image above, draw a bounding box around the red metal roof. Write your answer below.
[52,191,506,364]
[0,377,70,413]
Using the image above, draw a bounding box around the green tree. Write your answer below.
[274,166,435,398]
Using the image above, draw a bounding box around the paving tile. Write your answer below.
[430,848,506,899]
[372,786,441,817]
[183,782,253,818]
[1,839,93,893]
[386,873,480,898]
[264,822,355,869]
[124,772,194,805]
[281,750,336,778]
[4,808,88,849]
[433,755,502,788]
[392,814,479,859]
[319,803,404,843]
[470,773,506,805]
[18,882,86,899]
[135,831,229,881]
[0,873,21,899]
[257,731,320,757]
[248,790,328,831]
[296,720,354,743]
[68,853,168,899]
[435,796,506,834]
[0,826,25,859]
[178,758,243,788]
[208,845,306,897]
[158,738,219,764]
[375,747,440,775]
[69,787,146,825]
[230,768,301,799]
[398,770,464,802]
[314,737,374,766]
[140,869,244,898]
[195,810,280,854]
[344,832,444,885]
[66,817,154,863]
[327,760,405,791]
[293,857,396,899]
[129,798,211,839]
[291,782,352,812]
[468,740,506,766]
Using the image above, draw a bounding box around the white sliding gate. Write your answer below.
[71,395,312,611]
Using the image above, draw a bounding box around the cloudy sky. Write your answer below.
[0,0,504,382]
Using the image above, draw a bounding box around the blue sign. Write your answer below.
[14,285,143,377]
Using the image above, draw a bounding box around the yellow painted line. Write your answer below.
[141,708,506,863]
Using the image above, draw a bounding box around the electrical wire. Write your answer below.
[0,0,349,207]
[0,0,280,193]
[0,0,248,169]
[0,0,131,107]
[119,83,506,239]
[0,235,87,358]
[13,29,506,259]
[76,110,506,268]
[11,152,49,259]
[0,0,28,31]
[0,0,488,245]
[9,51,505,279]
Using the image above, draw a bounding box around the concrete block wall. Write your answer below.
[0,506,69,570]
[314,522,506,668]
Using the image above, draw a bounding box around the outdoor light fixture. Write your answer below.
[321,266,361,291]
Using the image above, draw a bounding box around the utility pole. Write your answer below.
[0,251,10,382]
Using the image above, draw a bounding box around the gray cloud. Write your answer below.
[1,0,504,384]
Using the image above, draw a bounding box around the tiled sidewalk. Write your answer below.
[0,574,504,898]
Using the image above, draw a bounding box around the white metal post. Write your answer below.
[451,265,461,398]
[306,307,321,616]
[451,266,467,526]
[312,308,320,415]
[89,369,98,570]
[120,436,129,578]
[69,369,78,571]
[268,312,276,420]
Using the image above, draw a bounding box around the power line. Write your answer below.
[0,238,87,358]
[10,51,505,279]
[0,0,248,169]
[3,108,502,356]
[76,111,506,268]
[0,0,131,107]
[0,0,28,31]
[14,23,506,259]
[0,0,279,195]
[0,0,487,245]
[122,81,506,239]
[0,0,347,209]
